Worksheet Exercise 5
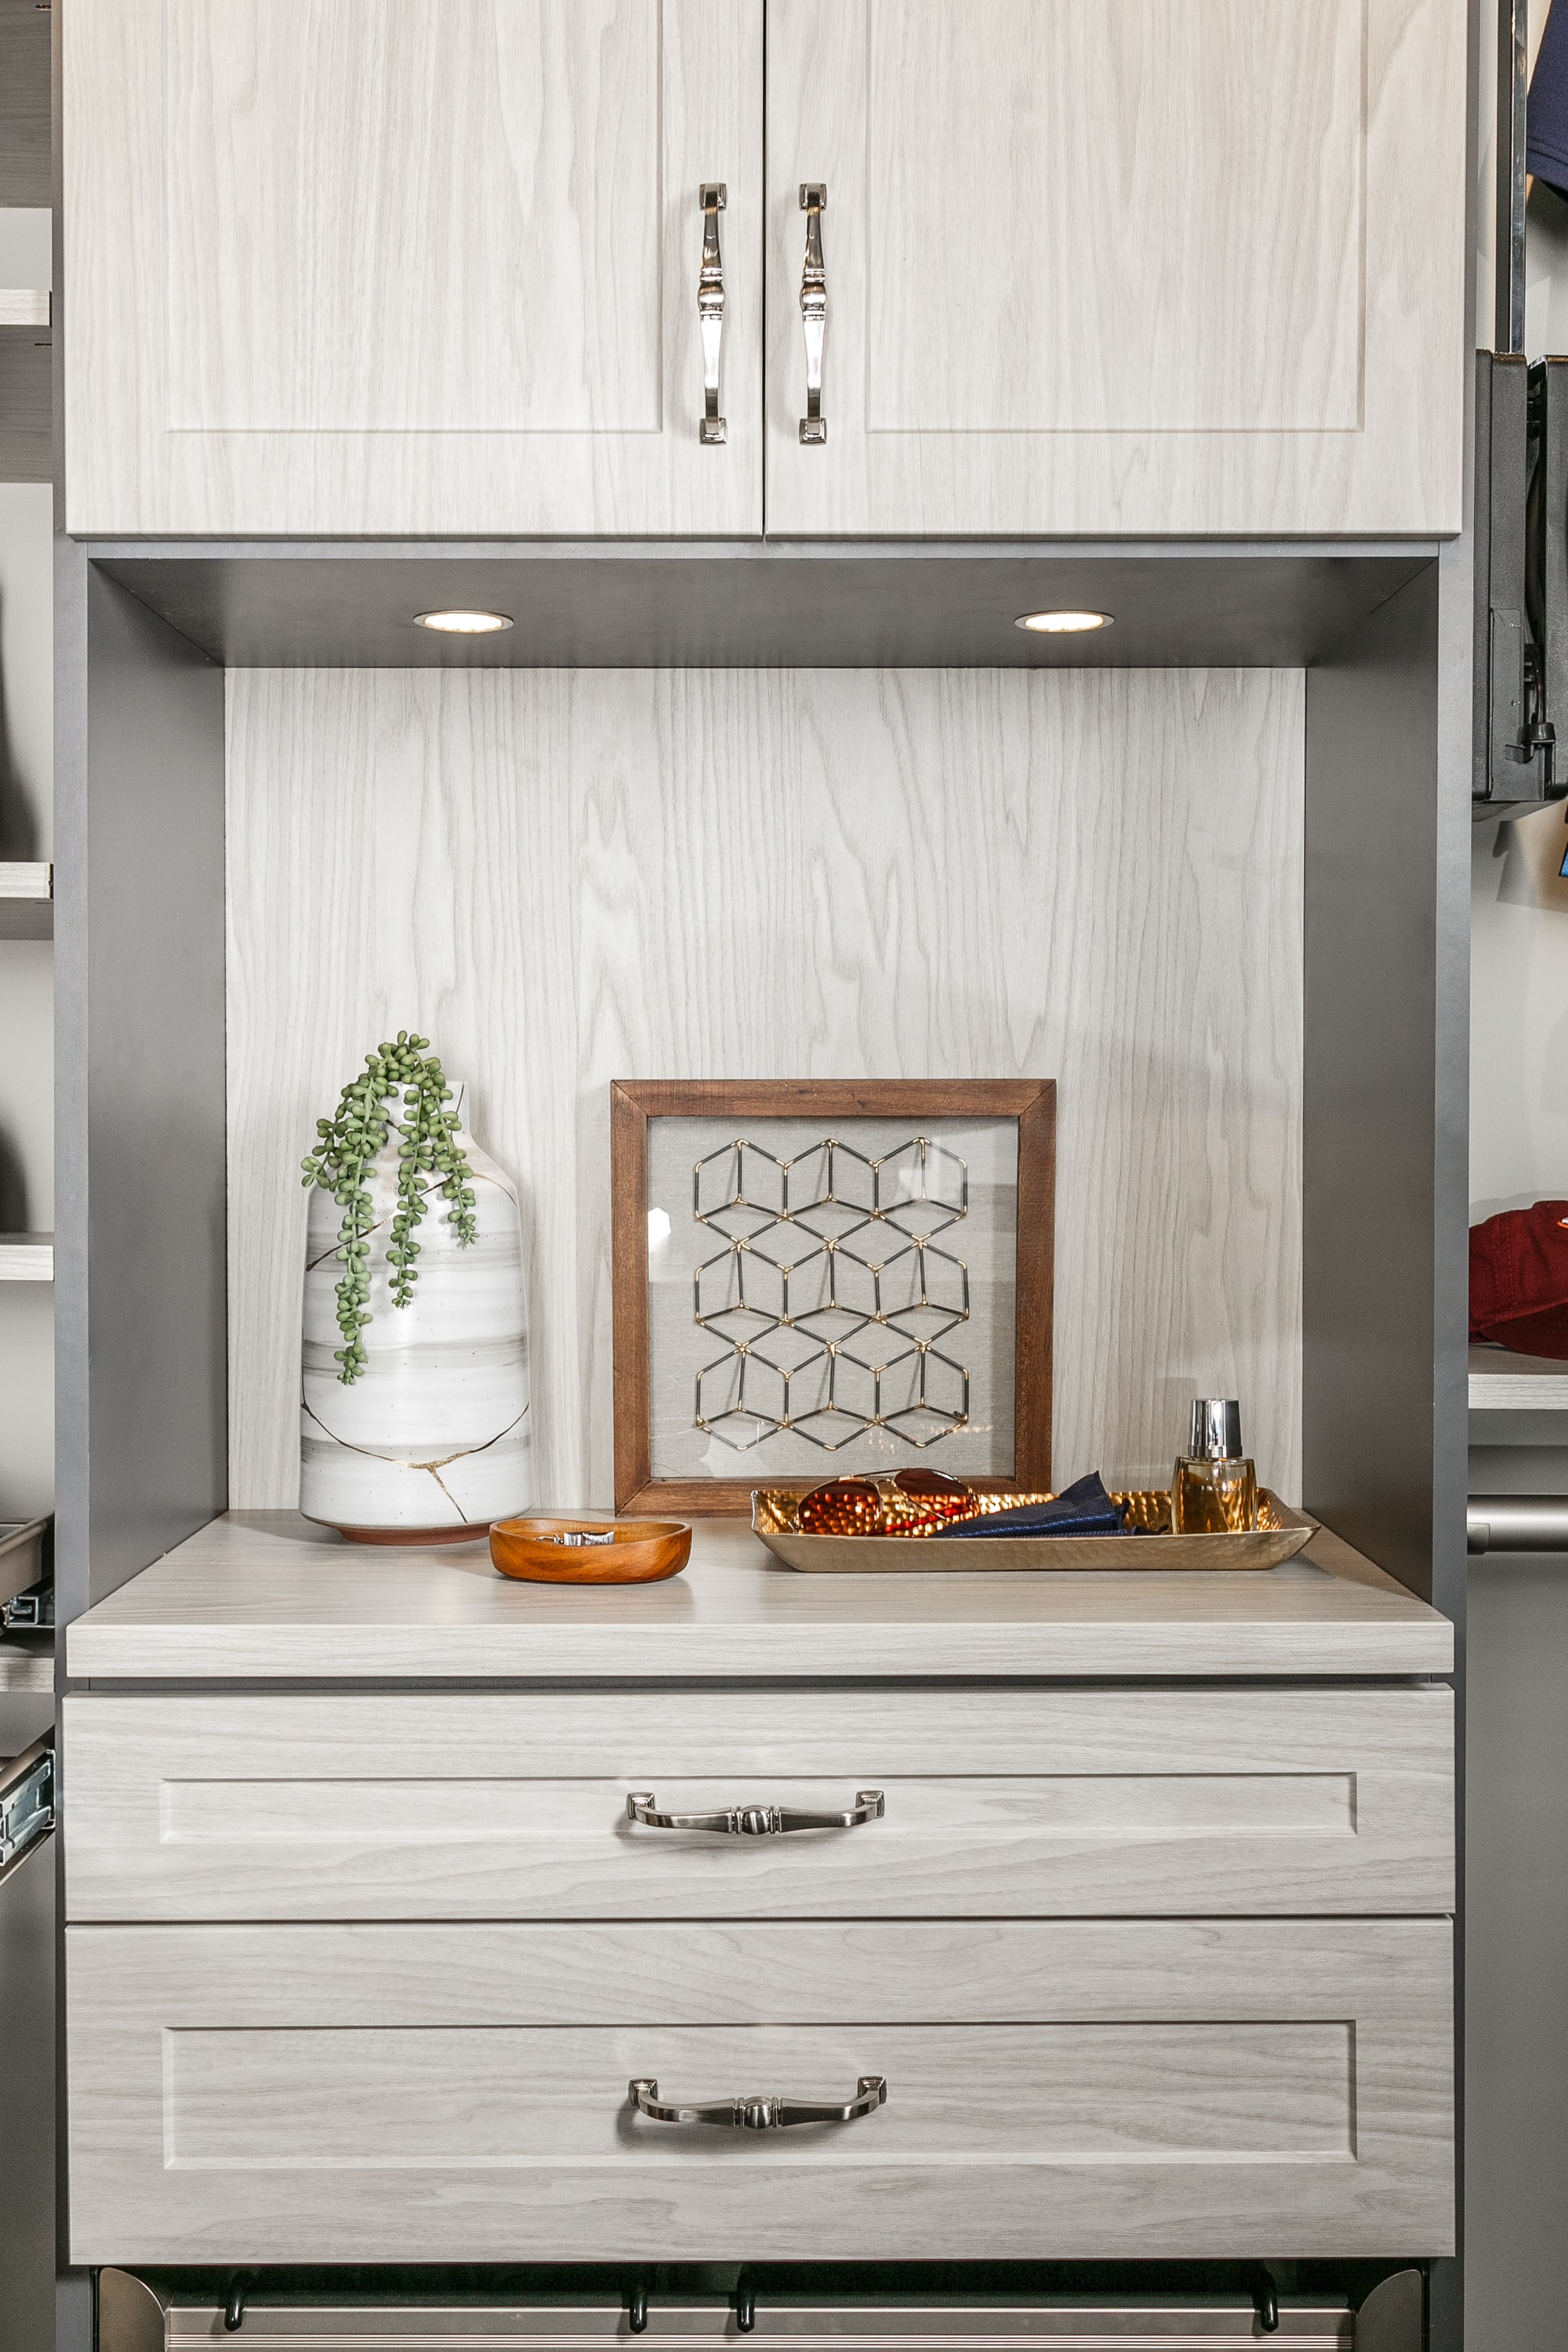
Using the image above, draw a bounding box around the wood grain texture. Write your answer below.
[63,1515,1454,1682]
[0,1234,53,1281]
[65,1917,1454,2262]
[611,1078,1054,1510]
[1467,1341,1568,1410]
[64,0,763,533]
[0,1644,53,1693]
[61,1684,1454,1922]
[764,0,1467,535]
[224,667,1305,1514]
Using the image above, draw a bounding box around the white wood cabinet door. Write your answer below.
[764,0,1467,538]
[67,1918,1454,2262]
[64,0,762,535]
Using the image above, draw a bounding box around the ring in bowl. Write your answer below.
[490,1515,691,1584]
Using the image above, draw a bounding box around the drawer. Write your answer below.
[67,1918,1454,2264]
[63,1688,1454,1921]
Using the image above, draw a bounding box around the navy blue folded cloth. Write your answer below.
[933,1470,1128,1539]
[1530,4,1568,201]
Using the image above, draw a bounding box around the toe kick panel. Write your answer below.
[66,1918,1454,2263]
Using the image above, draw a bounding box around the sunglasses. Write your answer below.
[797,1467,977,1537]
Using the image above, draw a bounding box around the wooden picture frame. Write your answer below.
[611,1079,1055,1515]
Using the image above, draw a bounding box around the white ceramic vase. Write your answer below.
[299,1084,532,1542]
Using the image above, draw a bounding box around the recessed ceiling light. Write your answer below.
[1014,609,1114,634]
[413,608,514,635]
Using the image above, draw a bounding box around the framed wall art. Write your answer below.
[611,1079,1054,1514]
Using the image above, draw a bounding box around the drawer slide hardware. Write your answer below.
[0,1736,54,1883]
[626,1788,884,1835]
[629,2074,887,2129]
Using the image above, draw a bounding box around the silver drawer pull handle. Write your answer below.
[699,183,728,445]
[798,182,827,445]
[626,1788,884,1835]
[629,2074,887,2129]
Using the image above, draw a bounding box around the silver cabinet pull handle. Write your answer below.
[630,2074,887,2129]
[699,183,728,445]
[798,182,827,445]
[626,1788,884,1835]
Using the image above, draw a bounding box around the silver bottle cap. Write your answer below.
[1188,1398,1243,1461]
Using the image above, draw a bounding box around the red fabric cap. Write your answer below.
[1470,1200,1568,1358]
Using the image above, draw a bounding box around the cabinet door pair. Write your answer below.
[65,0,1466,540]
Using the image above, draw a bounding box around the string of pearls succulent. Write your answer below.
[299,1033,479,1383]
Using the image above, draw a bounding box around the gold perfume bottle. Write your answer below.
[1172,1398,1258,1534]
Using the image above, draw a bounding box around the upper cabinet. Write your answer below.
[64,0,763,536]
[65,0,1465,543]
[763,0,1468,539]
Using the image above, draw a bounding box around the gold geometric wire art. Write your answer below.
[691,1134,971,1453]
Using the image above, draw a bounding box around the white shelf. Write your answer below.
[0,864,53,940]
[65,1511,1452,1683]
[1469,1341,1568,1410]
[0,290,49,328]
[0,1236,53,1283]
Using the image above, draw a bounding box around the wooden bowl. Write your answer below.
[490,1515,691,1585]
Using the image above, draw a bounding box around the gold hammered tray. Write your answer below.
[750,1488,1317,1573]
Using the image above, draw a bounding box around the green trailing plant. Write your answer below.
[300,1033,479,1383]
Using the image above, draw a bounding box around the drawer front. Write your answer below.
[63,1688,1454,1921]
[67,1918,1454,2263]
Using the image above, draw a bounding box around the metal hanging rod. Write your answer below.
[1468,1495,1568,1553]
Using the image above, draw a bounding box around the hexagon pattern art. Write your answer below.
[691,1134,971,1454]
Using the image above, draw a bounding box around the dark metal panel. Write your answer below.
[53,551,227,1629]
[1463,1555,1568,2350]
[85,542,1436,673]
[1305,561,1469,1608]
[0,1824,53,2352]
[0,0,51,205]
[1305,535,1471,2351]
[0,332,52,484]
[1472,353,1552,808]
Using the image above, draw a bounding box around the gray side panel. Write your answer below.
[0,1823,53,2352]
[1463,1555,1568,2352]
[54,549,227,1627]
[1304,561,1470,1612]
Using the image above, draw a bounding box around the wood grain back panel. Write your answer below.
[224,667,1304,1513]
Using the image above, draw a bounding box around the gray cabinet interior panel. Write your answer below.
[88,543,1436,673]
[53,554,227,1627]
[1303,558,1471,1616]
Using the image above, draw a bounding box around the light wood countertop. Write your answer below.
[65,1512,1453,1682]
